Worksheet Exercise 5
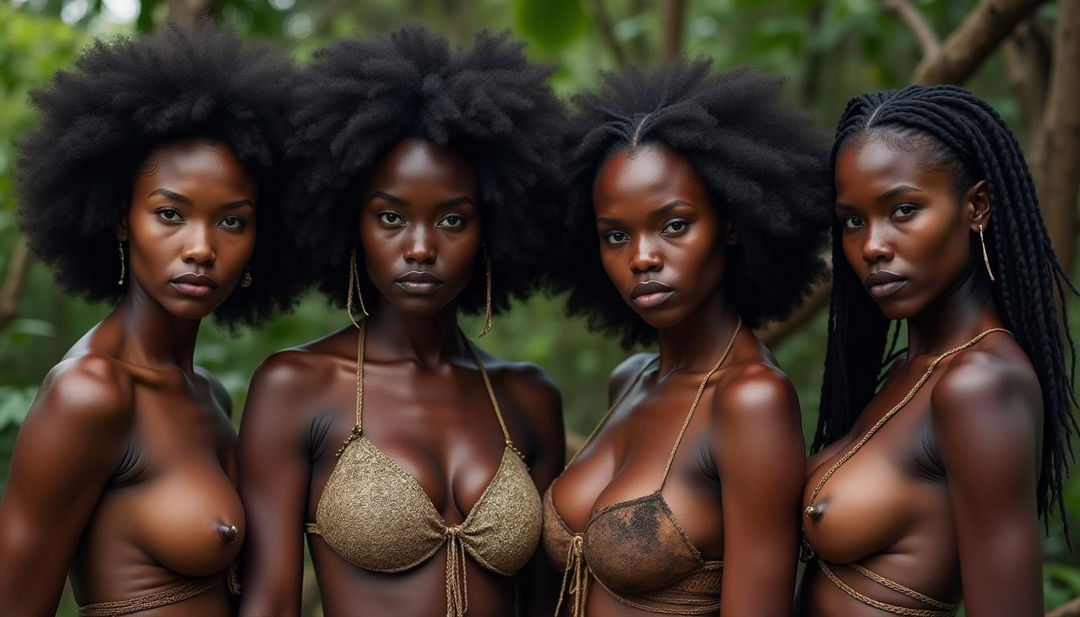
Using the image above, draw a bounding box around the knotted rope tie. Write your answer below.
[445,525,469,617]
[554,534,589,617]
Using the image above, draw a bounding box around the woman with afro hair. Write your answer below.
[237,25,566,617]
[0,24,301,617]
[799,86,1077,617]
[543,60,831,616]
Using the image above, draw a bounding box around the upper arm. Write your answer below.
[237,351,318,617]
[500,363,565,492]
[0,356,132,615]
[713,365,805,617]
[500,363,565,617]
[931,354,1042,617]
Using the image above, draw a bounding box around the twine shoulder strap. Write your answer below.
[335,320,366,457]
[657,318,741,491]
[461,333,526,460]
[805,327,1011,514]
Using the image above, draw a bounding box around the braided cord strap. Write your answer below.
[818,561,955,617]
[78,577,221,617]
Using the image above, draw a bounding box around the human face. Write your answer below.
[121,139,256,320]
[834,134,988,321]
[359,139,481,317]
[593,145,731,330]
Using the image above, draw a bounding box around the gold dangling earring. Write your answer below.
[346,248,369,329]
[240,268,253,288]
[978,224,995,282]
[479,247,494,337]
[117,241,126,286]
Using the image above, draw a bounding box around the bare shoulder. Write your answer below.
[931,335,1041,433]
[478,355,562,431]
[608,352,657,401]
[712,360,800,425]
[194,366,233,418]
[30,353,135,435]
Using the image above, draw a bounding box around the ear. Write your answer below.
[115,213,129,242]
[724,220,738,246]
[965,179,991,231]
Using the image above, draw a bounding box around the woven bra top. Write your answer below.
[801,328,1011,617]
[543,321,740,616]
[306,321,542,617]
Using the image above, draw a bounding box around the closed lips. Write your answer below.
[395,271,443,294]
[630,280,674,308]
[171,272,218,297]
[864,271,907,298]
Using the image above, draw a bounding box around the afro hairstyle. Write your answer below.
[554,59,832,348]
[17,23,303,327]
[289,24,566,314]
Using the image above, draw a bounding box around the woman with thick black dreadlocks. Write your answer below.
[799,85,1077,617]
[237,25,566,617]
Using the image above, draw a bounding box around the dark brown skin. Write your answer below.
[0,140,255,616]
[551,145,805,616]
[800,136,1043,617]
[238,139,565,617]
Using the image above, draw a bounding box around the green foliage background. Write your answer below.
[0,0,1076,614]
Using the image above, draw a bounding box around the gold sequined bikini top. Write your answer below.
[305,321,542,617]
[542,320,740,616]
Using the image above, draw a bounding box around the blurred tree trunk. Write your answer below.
[0,238,31,332]
[167,0,216,28]
[661,0,687,58]
[1028,0,1080,269]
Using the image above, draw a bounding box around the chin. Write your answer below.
[634,306,686,331]
[873,297,922,322]
[164,301,217,321]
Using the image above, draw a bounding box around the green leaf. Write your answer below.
[514,0,587,51]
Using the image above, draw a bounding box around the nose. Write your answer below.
[629,238,662,274]
[403,227,437,265]
[181,225,216,266]
[861,222,893,264]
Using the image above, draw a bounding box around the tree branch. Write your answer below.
[913,0,1045,85]
[661,0,687,59]
[586,0,627,67]
[1028,0,1080,270]
[1048,595,1080,617]
[0,237,32,332]
[1003,18,1053,145]
[881,0,941,57]
[756,281,830,346]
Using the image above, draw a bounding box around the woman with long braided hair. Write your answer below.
[799,85,1077,617]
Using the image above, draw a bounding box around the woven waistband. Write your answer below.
[77,576,221,617]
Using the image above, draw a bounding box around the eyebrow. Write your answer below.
[597,200,691,226]
[836,185,923,211]
[148,189,253,209]
[369,191,475,209]
[148,188,190,204]
[876,185,922,203]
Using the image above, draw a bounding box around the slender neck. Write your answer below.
[907,262,1000,357]
[655,284,741,376]
[109,282,201,373]
[362,299,465,365]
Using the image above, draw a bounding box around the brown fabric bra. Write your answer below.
[306,322,542,617]
[542,321,740,616]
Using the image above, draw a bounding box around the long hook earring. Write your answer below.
[117,241,126,286]
[346,247,369,329]
[978,224,995,282]
[479,247,494,337]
